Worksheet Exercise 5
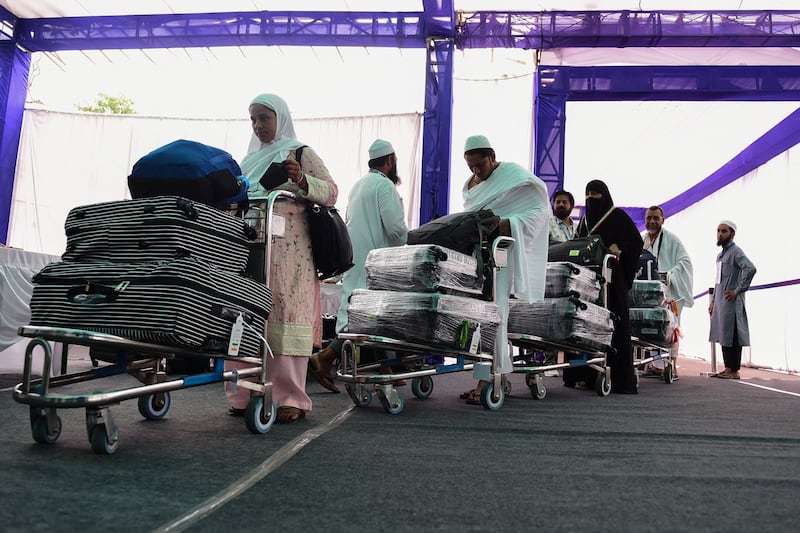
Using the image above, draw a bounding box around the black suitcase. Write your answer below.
[509,296,614,351]
[365,244,484,297]
[545,261,602,303]
[62,196,255,273]
[347,289,500,353]
[547,235,609,267]
[630,307,676,345]
[29,257,272,358]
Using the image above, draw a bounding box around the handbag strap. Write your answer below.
[587,206,615,235]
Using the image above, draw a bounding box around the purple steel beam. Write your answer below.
[456,10,800,49]
[14,11,429,51]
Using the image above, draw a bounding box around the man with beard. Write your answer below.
[640,206,694,377]
[548,189,576,244]
[565,179,643,394]
[459,134,550,404]
[709,220,756,380]
[309,139,409,392]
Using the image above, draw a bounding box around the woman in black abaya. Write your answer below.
[572,179,643,394]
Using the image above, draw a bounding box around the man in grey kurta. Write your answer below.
[708,220,756,380]
[309,139,408,392]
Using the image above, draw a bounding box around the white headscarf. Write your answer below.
[241,94,305,195]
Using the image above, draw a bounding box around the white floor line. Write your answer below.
[153,405,355,533]
[738,380,800,397]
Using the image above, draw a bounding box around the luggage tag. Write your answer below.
[271,214,286,239]
[228,313,244,356]
[469,323,481,354]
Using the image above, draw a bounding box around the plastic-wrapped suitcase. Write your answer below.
[629,280,667,308]
[630,307,676,345]
[508,296,614,351]
[545,261,602,303]
[365,244,484,297]
[28,257,272,358]
[62,196,255,273]
[347,289,500,353]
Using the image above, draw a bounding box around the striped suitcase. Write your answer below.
[62,196,255,273]
[28,257,272,358]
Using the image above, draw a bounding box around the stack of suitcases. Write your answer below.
[628,280,677,346]
[346,244,501,353]
[27,195,273,362]
[507,261,614,351]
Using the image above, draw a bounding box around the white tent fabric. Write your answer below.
[7,109,422,255]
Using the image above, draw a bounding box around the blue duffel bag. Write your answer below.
[128,139,248,208]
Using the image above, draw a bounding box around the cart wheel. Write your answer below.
[530,382,547,400]
[377,390,405,415]
[411,376,434,399]
[345,384,373,407]
[244,396,276,434]
[31,415,62,444]
[663,364,674,384]
[137,392,171,420]
[595,373,611,397]
[524,373,535,388]
[502,375,512,396]
[89,424,120,455]
[480,383,504,411]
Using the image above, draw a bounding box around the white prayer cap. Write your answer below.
[464,135,492,153]
[368,139,395,159]
[719,219,737,232]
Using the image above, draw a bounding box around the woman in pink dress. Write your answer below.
[226,93,337,423]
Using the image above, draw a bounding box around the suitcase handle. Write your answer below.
[66,283,121,304]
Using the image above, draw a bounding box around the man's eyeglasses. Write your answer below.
[645,216,662,221]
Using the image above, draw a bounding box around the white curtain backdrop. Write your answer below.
[8,109,422,256]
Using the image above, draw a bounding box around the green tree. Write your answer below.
[76,93,137,114]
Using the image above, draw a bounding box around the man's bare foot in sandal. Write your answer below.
[309,347,340,393]
[276,406,305,424]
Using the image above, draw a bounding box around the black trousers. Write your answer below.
[721,322,743,371]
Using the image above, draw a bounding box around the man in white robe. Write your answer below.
[309,139,408,392]
[462,135,550,303]
[460,135,550,404]
[641,205,694,376]
[642,206,694,315]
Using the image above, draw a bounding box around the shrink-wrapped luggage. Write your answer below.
[544,261,602,303]
[629,280,668,308]
[62,196,254,273]
[508,296,613,351]
[630,307,676,345]
[28,257,271,358]
[365,244,483,297]
[346,289,500,353]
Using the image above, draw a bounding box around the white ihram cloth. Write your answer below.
[642,228,695,314]
[462,162,550,303]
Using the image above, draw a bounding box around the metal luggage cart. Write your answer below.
[336,236,516,413]
[632,336,677,384]
[13,327,274,454]
[12,190,294,454]
[508,334,610,399]
[506,253,617,399]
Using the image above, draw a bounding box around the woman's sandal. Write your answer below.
[459,388,475,399]
[276,406,306,424]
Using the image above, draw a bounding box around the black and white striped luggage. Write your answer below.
[28,257,272,357]
[545,261,602,303]
[62,196,255,273]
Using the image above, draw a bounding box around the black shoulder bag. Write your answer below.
[297,146,354,279]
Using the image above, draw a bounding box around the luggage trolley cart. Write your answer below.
[337,236,516,413]
[632,337,676,384]
[507,253,617,399]
[12,190,293,454]
[508,335,610,399]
